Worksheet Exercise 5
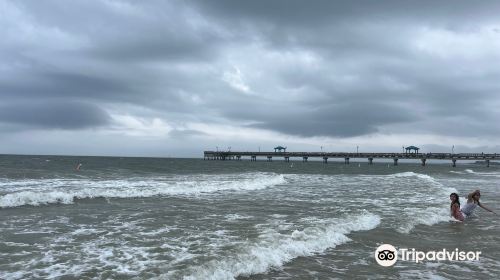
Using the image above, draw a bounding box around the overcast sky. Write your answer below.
[1,0,500,157]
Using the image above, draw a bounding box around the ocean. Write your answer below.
[0,155,499,279]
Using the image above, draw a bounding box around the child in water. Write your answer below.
[450,193,464,221]
[461,189,497,217]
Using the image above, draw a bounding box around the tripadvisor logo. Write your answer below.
[375,244,481,266]
[375,244,398,267]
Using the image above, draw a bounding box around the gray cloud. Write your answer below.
[1,0,500,155]
[194,0,500,26]
[245,100,417,137]
[0,70,127,100]
[168,129,208,139]
[0,101,110,129]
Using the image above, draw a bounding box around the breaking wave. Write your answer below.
[388,172,457,233]
[180,212,380,280]
[0,173,286,208]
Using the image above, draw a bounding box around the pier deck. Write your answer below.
[203,151,499,167]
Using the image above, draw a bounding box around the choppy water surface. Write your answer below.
[1,155,499,279]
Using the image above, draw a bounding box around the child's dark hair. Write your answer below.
[450,193,460,209]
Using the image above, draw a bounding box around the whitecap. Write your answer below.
[181,212,380,280]
[0,173,286,208]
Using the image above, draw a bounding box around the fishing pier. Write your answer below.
[203,151,499,167]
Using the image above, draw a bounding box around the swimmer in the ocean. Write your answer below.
[449,193,464,221]
[75,163,82,171]
[460,189,497,217]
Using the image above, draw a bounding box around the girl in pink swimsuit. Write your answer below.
[450,193,464,221]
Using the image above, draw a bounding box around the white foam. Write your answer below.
[397,206,453,234]
[390,172,458,197]
[275,172,458,234]
[224,214,253,221]
[463,169,500,177]
[0,271,27,280]
[383,172,459,233]
[0,191,75,207]
[139,227,173,237]
[389,172,441,185]
[182,212,380,280]
[71,227,106,236]
[0,173,286,208]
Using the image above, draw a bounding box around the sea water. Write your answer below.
[0,155,499,279]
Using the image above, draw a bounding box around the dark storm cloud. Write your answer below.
[90,35,217,63]
[0,67,196,110]
[0,101,110,129]
[1,0,500,142]
[0,70,127,100]
[1,0,228,128]
[188,1,500,137]
[239,99,416,137]
[13,0,225,63]
[194,0,500,25]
